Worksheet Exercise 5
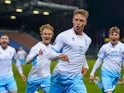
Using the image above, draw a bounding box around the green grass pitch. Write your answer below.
[13,59,124,93]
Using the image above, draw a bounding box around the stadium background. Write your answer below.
[0,0,124,93]
[0,0,124,57]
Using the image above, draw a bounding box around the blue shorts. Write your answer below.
[0,76,17,92]
[19,59,25,64]
[101,68,120,92]
[50,73,87,93]
[26,76,51,93]
[101,76,119,92]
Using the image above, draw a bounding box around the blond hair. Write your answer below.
[73,9,89,19]
[39,24,54,35]
[109,26,120,34]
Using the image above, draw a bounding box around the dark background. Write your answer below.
[0,0,124,45]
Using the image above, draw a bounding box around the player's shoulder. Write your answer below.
[8,46,16,52]
[58,28,73,36]
[56,28,74,41]
[118,41,124,48]
[118,41,124,45]
[31,42,41,49]
[99,42,109,50]
[83,32,92,42]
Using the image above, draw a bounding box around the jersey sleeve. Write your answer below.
[52,33,65,53]
[97,45,106,59]
[90,58,102,76]
[48,33,65,60]
[83,56,89,69]
[25,45,38,64]
[13,49,23,74]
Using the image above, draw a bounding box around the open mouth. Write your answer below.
[76,26,80,30]
[111,39,118,45]
[112,39,116,42]
[2,42,8,45]
[3,42,7,44]
[45,38,49,40]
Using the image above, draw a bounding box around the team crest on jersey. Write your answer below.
[72,37,75,41]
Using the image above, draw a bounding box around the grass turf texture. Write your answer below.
[13,59,124,93]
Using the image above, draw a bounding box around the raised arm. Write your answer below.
[25,45,43,64]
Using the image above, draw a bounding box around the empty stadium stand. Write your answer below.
[0,31,39,52]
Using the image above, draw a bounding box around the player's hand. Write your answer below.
[39,49,43,54]
[81,68,88,76]
[58,54,69,63]
[89,75,95,82]
[20,73,26,82]
[36,49,43,56]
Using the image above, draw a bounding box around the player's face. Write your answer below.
[109,32,120,45]
[72,14,87,35]
[41,28,53,45]
[0,35,9,49]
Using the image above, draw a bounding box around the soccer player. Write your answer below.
[0,34,26,93]
[25,24,54,93]
[16,46,27,67]
[89,26,124,93]
[49,9,91,93]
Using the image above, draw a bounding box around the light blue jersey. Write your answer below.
[99,42,124,77]
[25,42,52,93]
[90,41,124,92]
[0,45,23,92]
[50,28,91,93]
[16,49,27,65]
[99,42,124,92]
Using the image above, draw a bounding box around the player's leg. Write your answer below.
[66,75,87,93]
[67,81,87,93]
[0,85,8,93]
[93,76,104,93]
[102,76,115,93]
[40,76,51,93]
[49,82,65,93]
[7,76,17,93]
[42,87,49,93]
[26,80,40,93]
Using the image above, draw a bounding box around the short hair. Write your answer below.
[0,34,9,39]
[73,9,89,19]
[109,26,120,34]
[39,24,54,35]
